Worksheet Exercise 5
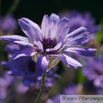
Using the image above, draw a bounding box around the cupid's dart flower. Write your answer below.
[0,13,97,76]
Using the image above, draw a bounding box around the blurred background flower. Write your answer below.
[0,14,17,34]
[83,55,103,88]
[1,43,59,87]
[59,10,100,40]
[0,0,103,103]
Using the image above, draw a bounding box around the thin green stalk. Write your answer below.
[34,72,47,103]
[4,0,20,17]
[77,67,85,84]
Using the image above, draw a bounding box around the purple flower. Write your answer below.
[0,13,97,76]
[83,80,102,95]
[47,85,78,103]
[0,71,31,103]
[62,84,78,95]
[47,83,102,103]
[59,11,99,39]
[0,14,17,32]
[47,94,60,103]
[1,44,58,87]
[83,55,103,88]
[16,83,29,94]
[0,72,15,100]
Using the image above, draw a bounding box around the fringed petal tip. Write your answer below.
[62,17,69,21]
[88,48,97,56]
[64,48,97,57]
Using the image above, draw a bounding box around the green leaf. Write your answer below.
[96,45,103,55]
[77,67,86,84]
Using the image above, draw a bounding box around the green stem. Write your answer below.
[34,72,47,103]
[77,67,85,84]
[4,0,20,17]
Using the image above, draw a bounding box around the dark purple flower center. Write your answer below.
[95,69,102,76]
[33,36,62,55]
[42,37,62,55]
[42,38,57,51]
